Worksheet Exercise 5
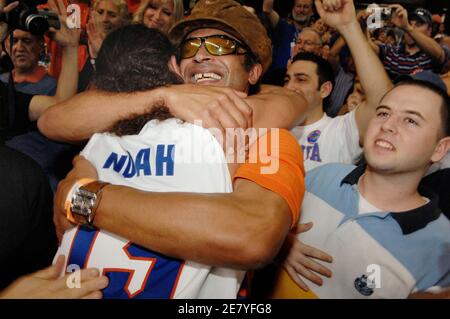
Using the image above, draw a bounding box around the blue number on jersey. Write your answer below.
[67,226,184,299]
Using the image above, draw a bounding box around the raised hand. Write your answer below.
[86,17,105,58]
[0,1,19,42]
[314,0,357,30]
[389,4,410,31]
[47,0,81,48]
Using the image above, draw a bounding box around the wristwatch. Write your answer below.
[69,181,110,225]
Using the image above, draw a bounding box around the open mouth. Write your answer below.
[375,139,395,151]
[192,72,223,83]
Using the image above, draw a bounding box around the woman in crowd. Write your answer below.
[87,0,131,60]
[133,0,184,34]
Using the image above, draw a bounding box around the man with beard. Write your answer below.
[263,0,316,78]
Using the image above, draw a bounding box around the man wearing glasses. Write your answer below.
[291,28,323,57]
[48,0,306,298]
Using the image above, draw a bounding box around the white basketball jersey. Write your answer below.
[56,119,244,299]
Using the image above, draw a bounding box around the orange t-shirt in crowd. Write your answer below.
[11,66,48,83]
[232,129,305,229]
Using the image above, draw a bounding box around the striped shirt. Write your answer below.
[379,43,450,79]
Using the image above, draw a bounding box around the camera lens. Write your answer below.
[25,14,49,35]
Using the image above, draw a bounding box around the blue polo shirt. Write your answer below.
[288,163,450,298]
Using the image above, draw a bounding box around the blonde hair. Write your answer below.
[133,0,184,26]
[92,0,131,25]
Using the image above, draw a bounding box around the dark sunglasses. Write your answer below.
[179,34,249,59]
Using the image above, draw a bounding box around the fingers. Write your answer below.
[293,263,325,286]
[48,0,60,15]
[207,99,240,132]
[53,255,66,276]
[389,4,404,11]
[73,278,108,299]
[58,0,68,18]
[331,0,343,11]
[3,1,19,13]
[322,0,343,11]
[315,0,326,18]
[391,5,406,17]
[298,254,333,278]
[210,93,248,130]
[52,267,99,290]
[285,264,310,292]
[59,271,109,299]
[295,222,313,234]
[229,90,253,129]
[33,256,66,280]
[300,242,333,263]
[67,276,109,299]
[86,19,94,35]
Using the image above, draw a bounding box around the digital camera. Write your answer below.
[0,0,60,35]
[379,5,393,22]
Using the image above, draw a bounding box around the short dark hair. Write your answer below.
[94,25,183,136]
[389,79,450,137]
[291,52,335,88]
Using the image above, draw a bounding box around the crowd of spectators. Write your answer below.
[0,0,448,299]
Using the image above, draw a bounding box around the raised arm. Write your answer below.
[365,26,380,55]
[316,0,393,143]
[391,4,447,65]
[38,84,307,143]
[328,35,345,69]
[262,0,280,28]
[29,0,80,121]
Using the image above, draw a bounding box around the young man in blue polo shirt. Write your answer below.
[272,71,450,298]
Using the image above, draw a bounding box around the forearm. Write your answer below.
[339,21,391,108]
[249,85,307,129]
[28,46,79,121]
[38,88,162,143]
[262,0,279,28]
[54,45,79,102]
[406,28,446,65]
[366,29,380,55]
[328,36,345,69]
[329,36,346,59]
[94,180,291,269]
